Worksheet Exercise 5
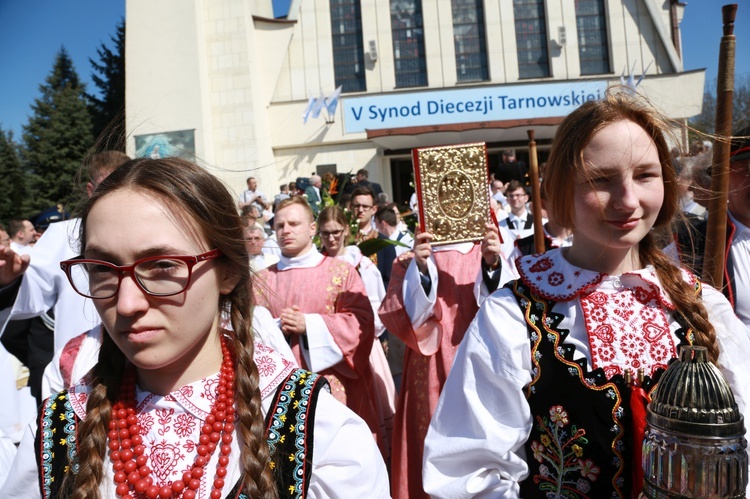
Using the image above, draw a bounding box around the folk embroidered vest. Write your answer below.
[35,368,327,499]
[511,279,691,499]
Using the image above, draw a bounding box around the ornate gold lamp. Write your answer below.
[642,346,747,498]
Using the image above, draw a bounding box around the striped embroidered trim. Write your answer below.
[265,368,322,498]
[38,391,78,499]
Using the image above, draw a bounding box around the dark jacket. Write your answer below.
[673,214,737,309]
[514,224,557,257]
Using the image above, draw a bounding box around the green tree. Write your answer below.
[22,47,94,213]
[0,128,29,221]
[88,19,126,150]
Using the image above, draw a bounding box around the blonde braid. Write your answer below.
[641,234,720,363]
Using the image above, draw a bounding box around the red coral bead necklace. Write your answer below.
[109,338,236,499]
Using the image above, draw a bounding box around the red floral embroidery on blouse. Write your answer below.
[256,354,276,376]
[548,271,564,286]
[174,413,196,437]
[529,256,553,273]
[581,284,674,378]
[156,407,174,436]
[149,440,185,484]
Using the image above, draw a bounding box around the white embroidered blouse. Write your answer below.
[1,343,391,498]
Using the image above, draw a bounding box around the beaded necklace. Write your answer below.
[108,339,236,499]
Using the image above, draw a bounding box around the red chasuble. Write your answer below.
[253,256,387,457]
[379,245,482,499]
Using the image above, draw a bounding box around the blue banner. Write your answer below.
[342,80,608,134]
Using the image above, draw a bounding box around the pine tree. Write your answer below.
[0,128,29,221]
[88,19,126,150]
[22,47,94,213]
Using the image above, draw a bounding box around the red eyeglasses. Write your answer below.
[60,249,222,299]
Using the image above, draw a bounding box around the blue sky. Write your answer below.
[0,1,747,140]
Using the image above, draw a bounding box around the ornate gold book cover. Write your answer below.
[412,142,490,246]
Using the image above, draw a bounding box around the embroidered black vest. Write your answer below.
[511,280,691,499]
[35,368,327,499]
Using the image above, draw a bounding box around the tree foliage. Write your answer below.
[22,47,94,213]
[0,128,29,221]
[88,19,126,150]
[690,76,750,136]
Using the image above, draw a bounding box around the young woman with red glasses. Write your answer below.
[0,157,389,498]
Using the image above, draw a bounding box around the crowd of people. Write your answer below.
[0,90,749,498]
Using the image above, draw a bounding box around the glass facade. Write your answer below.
[330,0,366,92]
[575,0,611,75]
[452,0,489,82]
[513,0,550,78]
[391,0,428,87]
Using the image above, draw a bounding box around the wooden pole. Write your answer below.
[702,4,737,288]
[527,130,545,254]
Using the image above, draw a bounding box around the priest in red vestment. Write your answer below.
[253,197,388,458]
[379,225,517,499]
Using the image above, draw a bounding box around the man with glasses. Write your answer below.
[499,180,544,240]
[350,186,378,245]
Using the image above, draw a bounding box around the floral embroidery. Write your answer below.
[529,405,599,498]
[513,271,695,499]
[49,344,298,497]
[182,439,196,453]
[39,392,78,498]
[516,251,604,301]
[202,376,218,402]
[138,411,154,433]
[548,271,564,286]
[265,369,325,498]
[549,405,568,426]
[256,354,276,376]
[173,413,196,438]
[581,284,674,378]
[156,407,174,436]
[529,256,553,272]
[149,440,185,484]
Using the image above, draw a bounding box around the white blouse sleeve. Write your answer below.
[308,389,391,498]
[702,284,750,416]
[0,428,17,490]
[0,423,39,499]
[299,314,345,372]
[423,288,534,498]
[252,306,297,365]
[403,256,438,328]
